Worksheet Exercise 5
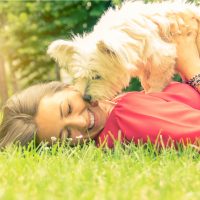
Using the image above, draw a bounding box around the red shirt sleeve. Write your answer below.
[95,82,200,148]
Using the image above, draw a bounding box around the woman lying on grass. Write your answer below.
[0,20,200,149]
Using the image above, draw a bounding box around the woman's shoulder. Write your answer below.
[112,82,200,109]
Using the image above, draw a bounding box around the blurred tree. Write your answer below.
[0,0,111,91]
[0,4,9,106]
[112,0,122,6]
[187,0,200,5]
[0,56,8,107]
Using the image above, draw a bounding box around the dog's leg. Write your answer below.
[139,63,151,92]
[145,63,175,93]
[147,66,175,93]
[142,55,176,93]
[140,76,150,92]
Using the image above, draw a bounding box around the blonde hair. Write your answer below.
[0,81,69,148]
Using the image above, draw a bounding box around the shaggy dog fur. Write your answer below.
[47,1,200,100]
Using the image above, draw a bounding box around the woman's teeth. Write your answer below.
[88,111,95,129]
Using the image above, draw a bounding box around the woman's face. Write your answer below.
[35,87,109,145]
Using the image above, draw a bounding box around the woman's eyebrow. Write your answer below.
[60,98,70,119]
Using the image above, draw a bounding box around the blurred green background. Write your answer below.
[0,0,199,107]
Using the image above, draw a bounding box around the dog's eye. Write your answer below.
[92,75,102,80]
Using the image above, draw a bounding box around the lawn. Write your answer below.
[0,142,199,200]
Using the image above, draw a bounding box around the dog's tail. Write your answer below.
[47,39,74,67]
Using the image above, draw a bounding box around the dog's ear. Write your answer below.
[96,41,117,57]
[47,39,75,67]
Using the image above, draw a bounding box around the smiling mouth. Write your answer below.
[88,110,95,130]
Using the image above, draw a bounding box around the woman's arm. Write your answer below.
[172,17,200,92]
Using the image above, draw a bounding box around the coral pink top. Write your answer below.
[95,82,200,148]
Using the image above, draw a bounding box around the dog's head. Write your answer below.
[47,33,133,101]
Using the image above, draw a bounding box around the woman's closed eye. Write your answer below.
[68,104,72,114]
[63,102,72,117]
[60,100,72,118]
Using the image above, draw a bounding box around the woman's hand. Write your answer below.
[170,15,200,92]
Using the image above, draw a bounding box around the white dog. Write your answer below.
[47,1,200,100]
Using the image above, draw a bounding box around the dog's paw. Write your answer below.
[170,15,198,43]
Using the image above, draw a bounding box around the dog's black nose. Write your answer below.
[83,94,92,102]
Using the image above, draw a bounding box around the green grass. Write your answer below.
[0,141,199,200]
[1,113,198,200]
